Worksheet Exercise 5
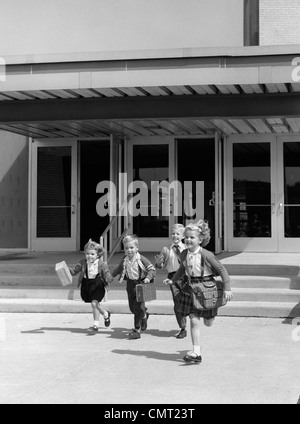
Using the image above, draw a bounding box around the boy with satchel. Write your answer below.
[111,235,156,340]
[164,220,233,363]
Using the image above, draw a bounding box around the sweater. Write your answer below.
[171,247,231,291]
[112,254,156,283]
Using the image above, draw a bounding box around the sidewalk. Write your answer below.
[0,312,299,404]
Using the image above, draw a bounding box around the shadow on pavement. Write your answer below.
[20,326,182,339]
[112,348,187,363]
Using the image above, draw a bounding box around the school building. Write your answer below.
[1,0,300,255]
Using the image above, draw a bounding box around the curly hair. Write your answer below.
[84,239,105,258]
[184,219,211,246]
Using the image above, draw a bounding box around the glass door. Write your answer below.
[226,135,278,252]
[127,137,176,251]
[31,139,78,251]
[277,136,300,252]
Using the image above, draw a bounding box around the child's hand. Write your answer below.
[163,278,173,286]
[154,254,164,268]
[143,278,150,284]
[224,290,233,301]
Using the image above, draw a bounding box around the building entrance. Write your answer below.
[226,135,300,252]
[126,136,220,252]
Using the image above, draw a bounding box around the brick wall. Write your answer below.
[260,0,300,45]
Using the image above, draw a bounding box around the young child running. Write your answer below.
[164,220,233,363]
[68,239,112,331]
[154,223,187,339]
[112,235,156,340]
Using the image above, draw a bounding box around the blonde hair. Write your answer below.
[122,234,139,247]
[84,239,105,258]
[171,223,185,237]
[184,219,211,246]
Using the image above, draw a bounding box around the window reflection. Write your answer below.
[233,143,271,238]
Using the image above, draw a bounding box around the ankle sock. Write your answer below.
[93,321,99,327]
[193,345,201,356]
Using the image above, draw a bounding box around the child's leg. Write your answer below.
[190,313,201,348]
[96,301,108,318]
[183,313,202,362]
[96,301,111,327]
[91,300,100,327]
[203,317,215,327]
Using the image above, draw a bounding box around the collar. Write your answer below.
[187,246,201,255]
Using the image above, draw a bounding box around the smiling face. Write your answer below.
[171,229,183,245]
[184,229,201,252]
[85,249,98,264]
[124,240,138,259]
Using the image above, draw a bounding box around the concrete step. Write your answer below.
[1,286,300,303]
[1,274,300,289]
[0,298,299,318]
[223,263,300,277]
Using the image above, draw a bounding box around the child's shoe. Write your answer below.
[91,325,99,332]
[128,329,141,339]
[176,328,187,339]
[104,311,111,328]
[141,312,149,331]
[183,352,202,363]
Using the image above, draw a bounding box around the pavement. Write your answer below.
[0,312,300,405]
[0,249,300,405]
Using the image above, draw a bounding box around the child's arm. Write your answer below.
[110,260,125,283]
[154,247,169,269]
[141,256,156,283]
[68,259,85,276]
[205,251,233,301]
[164,262,186,285]
[100,262,114,285]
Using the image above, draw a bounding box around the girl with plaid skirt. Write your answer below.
[164,220,233,363]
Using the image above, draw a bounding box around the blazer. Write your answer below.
[69,258,113,288]
[171,247,231,291]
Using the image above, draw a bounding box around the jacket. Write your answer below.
[69,258,113,288]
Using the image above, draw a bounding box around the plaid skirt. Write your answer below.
[175,276,218,319]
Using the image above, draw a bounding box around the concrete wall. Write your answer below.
[260,0,300,45]
[0,0,243,56]
[0,132,28,248]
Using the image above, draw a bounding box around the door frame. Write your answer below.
[30,138,78,251]
[126,134,221,252]
[126,136,176,251]
[225,134,278,252]
[277,134,300,252]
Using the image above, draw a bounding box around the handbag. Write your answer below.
[136,280,156,302]
[189,256,227,310]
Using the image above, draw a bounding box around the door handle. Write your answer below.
[278,203,284,214]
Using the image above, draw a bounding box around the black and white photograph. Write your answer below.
[0,0,300,407]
